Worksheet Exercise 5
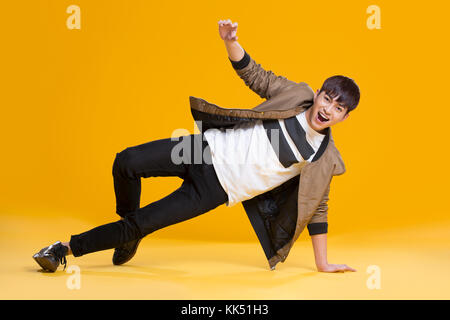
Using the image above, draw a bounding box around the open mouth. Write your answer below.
[317,111,329,124]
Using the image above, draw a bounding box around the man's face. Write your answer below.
[305,90,350,134]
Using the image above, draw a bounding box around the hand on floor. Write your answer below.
[317,263,357,273]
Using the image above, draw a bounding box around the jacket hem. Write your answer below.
[189,96,305,119]
[268,241,294,270]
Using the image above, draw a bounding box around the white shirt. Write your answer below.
[204,110,325,207]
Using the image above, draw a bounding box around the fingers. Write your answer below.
[318,263,357,273]
[218,19,233,26]
[327,264,357,273]
[218,19,238,28]
[339,264,357,272]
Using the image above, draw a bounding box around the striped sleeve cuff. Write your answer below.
[307,222,328,235]
[228,50,251,70]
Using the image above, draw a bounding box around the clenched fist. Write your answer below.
[218,19,238,41]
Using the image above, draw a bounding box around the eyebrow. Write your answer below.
[325,94,346,107]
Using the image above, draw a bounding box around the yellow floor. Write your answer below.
[1,214,450,300]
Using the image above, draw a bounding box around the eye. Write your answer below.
[324,96,331,102]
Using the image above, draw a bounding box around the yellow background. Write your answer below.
[1,0,449,299]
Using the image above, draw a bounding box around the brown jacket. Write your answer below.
[188,50,346,270]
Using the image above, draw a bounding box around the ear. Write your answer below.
[342,112,350,121]
[314,89,320,101]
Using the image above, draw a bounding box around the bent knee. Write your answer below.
[112,148,136,178]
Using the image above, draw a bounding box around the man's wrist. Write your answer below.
[315,261,329,270]
[228,49,250,70]
[224,40,245,65]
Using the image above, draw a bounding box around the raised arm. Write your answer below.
[218,19,299,100]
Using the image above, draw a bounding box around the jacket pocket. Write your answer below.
[255,175,299,252]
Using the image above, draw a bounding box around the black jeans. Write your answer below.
[69,134,228,257]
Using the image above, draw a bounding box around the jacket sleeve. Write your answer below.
[306,183,330,236]
[229,50,299,100]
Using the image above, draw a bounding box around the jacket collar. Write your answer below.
[311,127,330,162]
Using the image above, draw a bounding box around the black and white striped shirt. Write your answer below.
[204,110,326,207]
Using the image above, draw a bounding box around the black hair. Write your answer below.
[319,75,360,113]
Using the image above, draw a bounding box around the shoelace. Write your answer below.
[116,246,130,256]
[52,244,68,271]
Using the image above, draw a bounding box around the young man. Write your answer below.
[33,19,359,273]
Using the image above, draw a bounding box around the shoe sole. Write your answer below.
[113,238,142,266]
[33,254,57,272]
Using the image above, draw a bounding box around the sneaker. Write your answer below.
[32,241,68,272]
[112,238,142,265]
